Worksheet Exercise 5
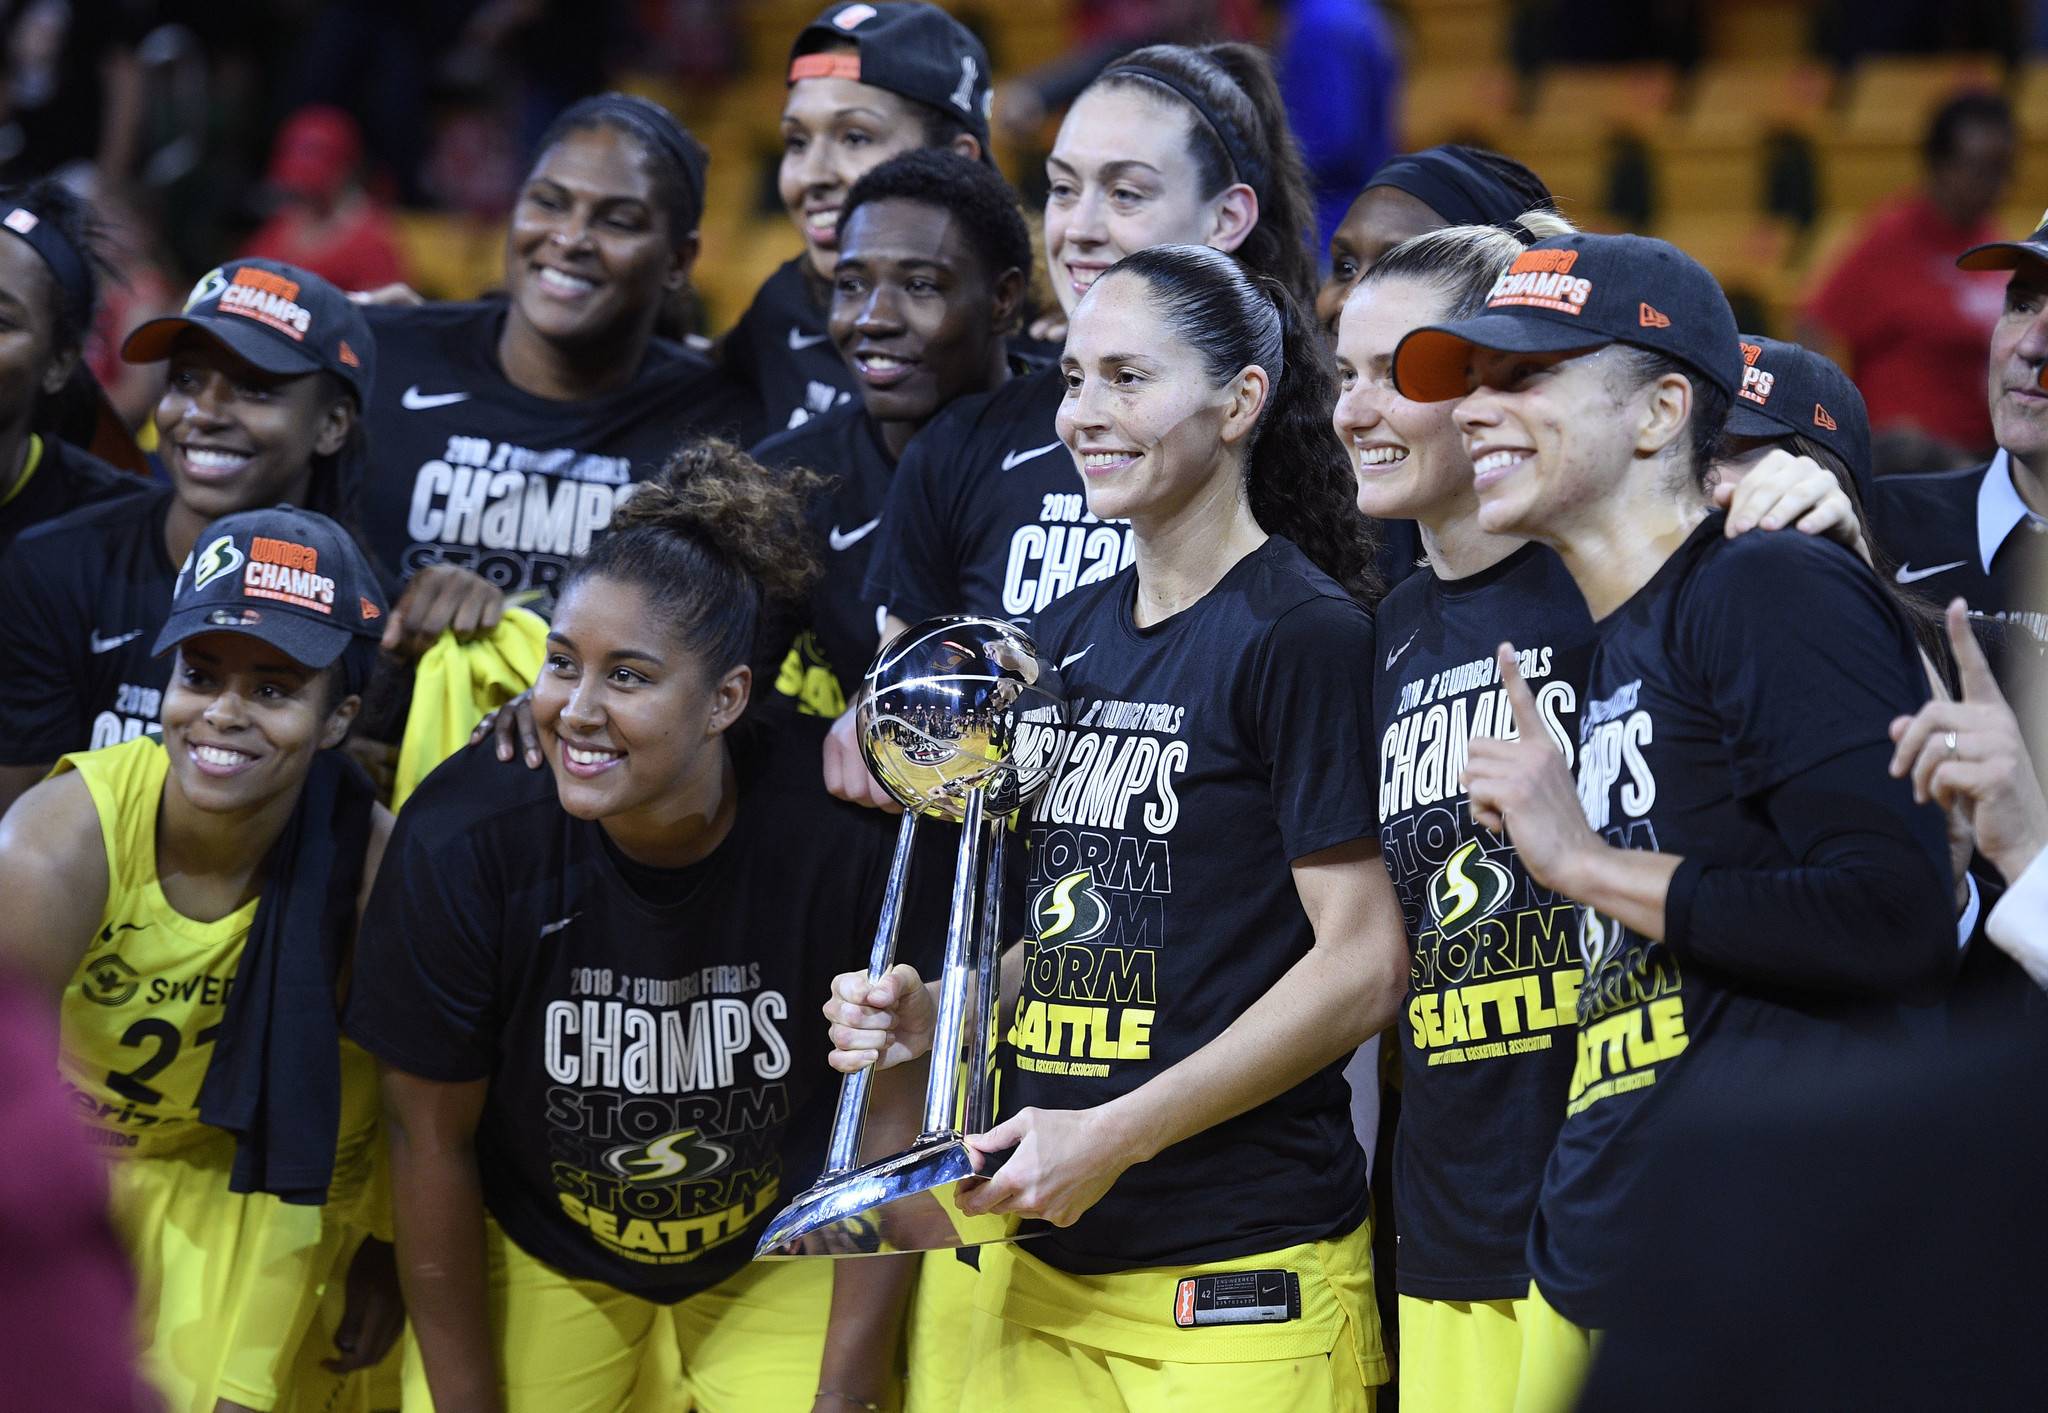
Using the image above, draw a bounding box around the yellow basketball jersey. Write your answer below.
[57,737,258,1158]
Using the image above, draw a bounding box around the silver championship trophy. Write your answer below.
[755,617,1068,1258]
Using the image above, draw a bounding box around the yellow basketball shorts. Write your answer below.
[399,1219,833,1413]
[1507,1282,1598,1413]
[1396,1294,1529,1413]
[904,1250,978,1413]
[960,1220,1384,1413]
[108,1129,345,1413]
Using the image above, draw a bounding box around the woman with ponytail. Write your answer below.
[348,440,940,1413]
[834,38,1332,805]
[825,246,1404,1411]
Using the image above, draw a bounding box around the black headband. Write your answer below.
[1102,62,1268,203]
[1365,148,1538,234]
[0,206,92,323]
[551,94,708,227]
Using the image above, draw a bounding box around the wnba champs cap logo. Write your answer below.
[119,257,376,407]
[155,505,387,670]
[1721,334,1874,504]
[1392,232,1742,407]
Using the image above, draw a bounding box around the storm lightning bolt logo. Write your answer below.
[1030,869,1110,945]
[602,1128,733,1185]
[1428,840,1514,939]
[191,534,244,590]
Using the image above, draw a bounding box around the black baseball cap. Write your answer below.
[155,504,387,670]
[121,258,375,407]
[1725,334,1874,502]
[1957,208,2048,274]
[790,3,994,154]
[1393,232,1741,404]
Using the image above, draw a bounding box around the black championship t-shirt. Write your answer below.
[1530,517,1939,1329]
[722,258,856,436]
[863,363,1133,632]
[0,436,145,557]
[1373,542,1594,1300]
[346,715,941,1302]
[1011,537,1377,1274]
[752,403,895,715]
[0,482,176,764]
[360,301,763,607]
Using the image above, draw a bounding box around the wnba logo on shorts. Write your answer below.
[1175,1279,1198,1327]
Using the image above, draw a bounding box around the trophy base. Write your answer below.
[754,1137,1046,1258]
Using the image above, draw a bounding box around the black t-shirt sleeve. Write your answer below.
[0,534,84,764]
[862,422,957,623]
[1252,593,1380,860]
[344,784,509,1083]
[1666,741,1956,1003]
[1687,534,1930,796]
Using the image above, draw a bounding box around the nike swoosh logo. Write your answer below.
[1386,631,1418,671]
[539,914,579,938]
[1059,646,1092,670]
[1895,559,1968,585]
[788,328,830,351]
[829,517,881,551]
[90,629,141,654]
[1001,442,1064,471]
[401,386,470,410]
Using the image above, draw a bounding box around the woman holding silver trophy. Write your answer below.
[826,244,1410,1411]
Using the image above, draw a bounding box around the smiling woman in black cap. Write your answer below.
[0,503,396,1413]
[0,256,384,820]
[1391,233,1958,1411]
[728,1,996,435]
[356,93,761,626]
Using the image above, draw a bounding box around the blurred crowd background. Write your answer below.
[22,0,2048,476]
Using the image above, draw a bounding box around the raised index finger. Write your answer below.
[1496,643,1545,742]
[1946,598,2005,706]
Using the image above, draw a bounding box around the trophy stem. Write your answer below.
[823,812,921,1177]
[920,786,986,1138]
[967,810,1007,1137]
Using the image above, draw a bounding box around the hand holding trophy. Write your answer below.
[755,616,1067,1258]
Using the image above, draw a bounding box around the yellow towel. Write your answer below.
[392,606,548,811]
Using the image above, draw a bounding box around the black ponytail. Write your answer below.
[561,439,824,678]
[1110,245,1381,606]
[1092,43,1320,313]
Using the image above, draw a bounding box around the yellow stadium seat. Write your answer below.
[394,212,506,303]
[1684,59,1833,138]
[1527,63,1679,141]
[1836,53,2005,138]
[1703,2,1813,61]
[1400,65,1518,151]
[1404,0,1509,69]
[1652,213,1799,331]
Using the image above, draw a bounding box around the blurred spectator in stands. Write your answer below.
[0,0,149,184]
[1277,0,1397,257]
[291,0,472,207]
[240,104,407,294]
[1803,93,2014,464]
[78,182,174,431]
[992,0,1259,145]
[440,0,631,158]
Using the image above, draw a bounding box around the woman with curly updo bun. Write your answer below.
[347,440,944,1413]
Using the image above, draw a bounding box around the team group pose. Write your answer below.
[0,4,2043,1413]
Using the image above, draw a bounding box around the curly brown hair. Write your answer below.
[563,438,825,676]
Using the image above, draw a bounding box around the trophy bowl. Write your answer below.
[857,616,1068,821]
